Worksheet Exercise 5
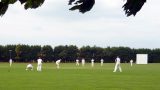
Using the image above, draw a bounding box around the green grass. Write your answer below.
[0,63,160,90]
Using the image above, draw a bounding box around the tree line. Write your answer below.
[0,44,160,63]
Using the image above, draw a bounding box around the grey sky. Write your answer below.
[0,0,159,49]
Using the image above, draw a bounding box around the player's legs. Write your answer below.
[39,65,41,71]
[82,62,85,66]
[91,62,94,67]
[37,64,41,71]
[37,66,39,71]
[118,64,122,72]
[57,64,59,69]
[26,66,28,70]
[101,62,103,66]
[39,64,42,71]
[10,62,12,67]
[113,64,118,72]
[76,62,79,66]
[31,66,33,70]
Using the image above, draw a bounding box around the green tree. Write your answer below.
[0,0,146,16]
[0,45,5,61]
[65,45,79,62]
[53,45,66,61]
[41,45,53,62]
[91,46,104,62]
[30,45,41,62]
[103,47,113,63]
[111,47,133,63]
[15,44,22,62]
[53,45,79,62]
[150,49,160,63]
[79,46,93,62]
[19,45,31,62]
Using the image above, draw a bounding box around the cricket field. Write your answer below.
[0,63,160,90]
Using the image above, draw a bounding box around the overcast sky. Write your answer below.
[0,0,159,49]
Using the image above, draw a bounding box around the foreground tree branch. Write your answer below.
[68,0,95,13]
[0,0,146,17]
[123,0,147,16]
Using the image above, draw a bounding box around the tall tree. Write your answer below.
[53,45,66,61]
[65,45,79,62]
[15,44,22,62]
[41,45,53,62]
[30,45,41,61]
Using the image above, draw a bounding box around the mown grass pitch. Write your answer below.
[0,63,160,90]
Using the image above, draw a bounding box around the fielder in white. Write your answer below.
[100,59,104,66]
[91,58,94,67]
[130,59,133,67]
[9,59,12,67]
[81,58,85,67]
[113,56,122,72]
[56,59,61,69]
[37,57,43,71]
[76,59,79,66]
[26,64,33,71]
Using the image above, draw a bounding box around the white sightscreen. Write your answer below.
[136,54,148,64]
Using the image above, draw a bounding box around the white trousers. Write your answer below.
[10,62,12,67]
[56,63,60,69]
[131,62,133,66]
[76,62,79,66]
[82,62,85,66]
[37,63,42,71]
[101,62,103,66]
[91,62,94,67]
[113,63,122,72]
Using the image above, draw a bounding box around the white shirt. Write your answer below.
[91,59,94,62]
[37,58,42,64]
[101,59,104,62]
[9,59,12,63]
[116,57,120,64]
[27,64,33,68]
[82,59,85,63]
[56,60,61,64]
[76,59,79,62]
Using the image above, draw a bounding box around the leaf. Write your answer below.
[0,2,8,16]
[122,0,146,16]
[19,0,27,4]
[69,0,95,13]
[9,0,17,4]
[24,0,45,9]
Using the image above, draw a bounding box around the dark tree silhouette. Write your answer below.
[123,0,147,16]
[0,0,146,16]
[0,0,44,16]
[68,0,95,13]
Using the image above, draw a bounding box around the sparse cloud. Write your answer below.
[0,0,160,49]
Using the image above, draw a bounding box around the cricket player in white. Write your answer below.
[76,59,79,66]
[81,58,85,67]
[100,59,104,66]
[113,56,122,72]
[26,64,33,70]
[91,58,94,67]
[37,57,43,71]
[56,59,61,69]
[130,59,133,67]
[9,59,12,67]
